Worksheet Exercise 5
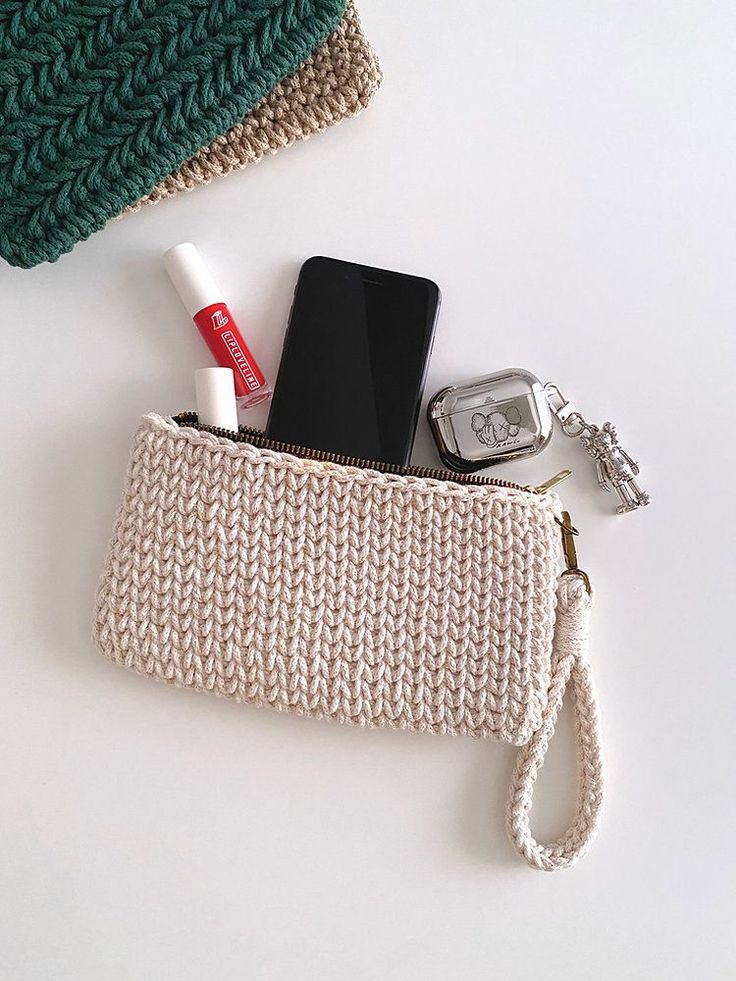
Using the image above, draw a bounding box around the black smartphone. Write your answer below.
[266,256,440,465]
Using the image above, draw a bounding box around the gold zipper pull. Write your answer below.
[527,469,573,495]
[559,510,592,593]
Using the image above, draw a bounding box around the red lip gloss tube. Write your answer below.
[164,242,272,409]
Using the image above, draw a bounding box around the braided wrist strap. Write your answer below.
[506,576,604,871]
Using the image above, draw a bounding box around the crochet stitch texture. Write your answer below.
[128,1,381,211]
[94,415,562,745]
[0,0,346,268]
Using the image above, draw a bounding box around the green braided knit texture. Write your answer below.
[0,0,346,268]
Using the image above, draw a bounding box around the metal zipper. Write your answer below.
[173,412,572,495]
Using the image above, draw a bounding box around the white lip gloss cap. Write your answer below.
[195,367,239,432]
[164,242,221,317]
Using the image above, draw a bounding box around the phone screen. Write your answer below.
[266,257,440,465]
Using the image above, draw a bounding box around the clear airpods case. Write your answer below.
[428,369,553,472]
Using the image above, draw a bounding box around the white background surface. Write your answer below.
[2,3,735,978]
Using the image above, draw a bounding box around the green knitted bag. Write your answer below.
[0,0,346,269]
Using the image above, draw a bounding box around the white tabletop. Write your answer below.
[2,3,734,978]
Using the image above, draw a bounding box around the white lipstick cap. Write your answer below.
[164,242,221,317]
[195,367,239,432]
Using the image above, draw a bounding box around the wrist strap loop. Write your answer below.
[506,576,604,871]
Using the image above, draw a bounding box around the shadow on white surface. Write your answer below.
[34,408,141,667]
[455,698,579,868]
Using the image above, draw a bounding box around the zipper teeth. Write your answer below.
[173,412,530,492]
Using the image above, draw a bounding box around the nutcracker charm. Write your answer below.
[579,422,650,513]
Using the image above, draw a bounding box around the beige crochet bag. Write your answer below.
[94,413,604,871]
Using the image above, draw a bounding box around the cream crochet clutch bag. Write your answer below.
[94,414,604,871]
